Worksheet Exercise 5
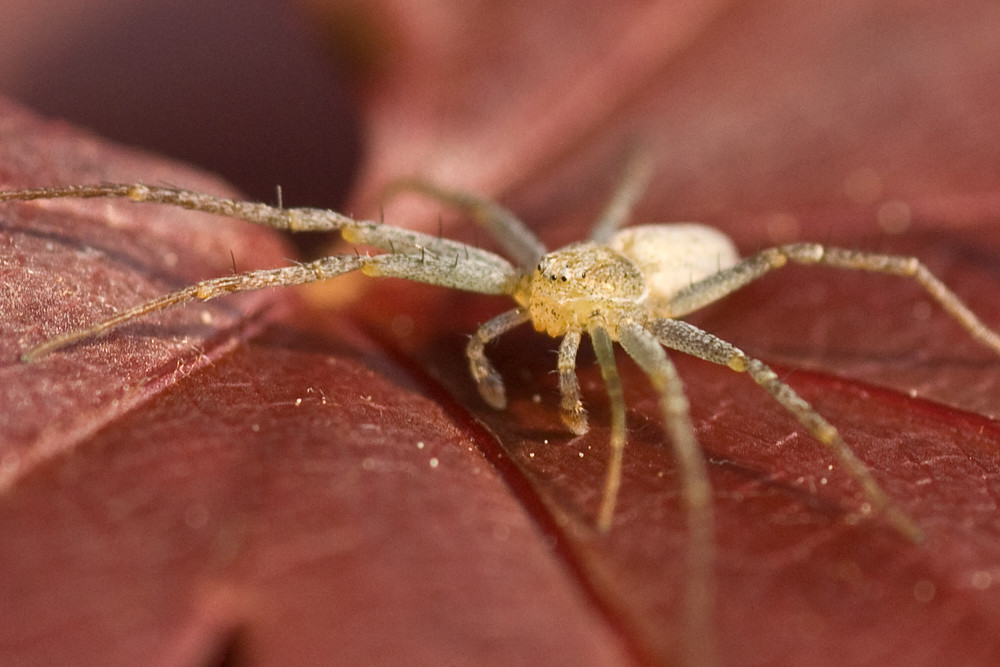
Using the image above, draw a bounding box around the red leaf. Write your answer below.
[0,102,627,665]
[3,2,1000,666]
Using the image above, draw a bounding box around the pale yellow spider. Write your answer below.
[6,160,1000,559]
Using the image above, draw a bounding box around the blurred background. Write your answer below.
[0,0,361,210]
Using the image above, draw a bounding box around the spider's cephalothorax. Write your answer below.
[519,223,742,339]
[518,242,649,337]
[6,160,1000,664]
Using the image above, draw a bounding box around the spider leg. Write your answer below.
[0,183,355,232]
[22,254,364,361]
[557,331,588,435]
[466,309,531,409]
[0,183,519,277]
[617,319,717,667]
[617,321,713,517]
[665,243,1000,357]
[358,248,518,296]
[382,179,547,269]
[588,150,655,244]
[343,220,516,275]
[24,247,520,361]
[649,317,925,542]
[588,319,627,532]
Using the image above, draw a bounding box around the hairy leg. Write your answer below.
[23,255,363,361]
[663,244,1000,358]
[650,317,924,542]
[557,331,588,435]
[618,319,717,667]
[465,309,530,409]
[588,150,654,244]
[24,247,520,361]
[588,319,627,532]
[382,179,547,269]
[0,183,352,231]
[1,183,519,279]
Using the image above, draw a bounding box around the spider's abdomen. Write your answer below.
[520,242,647,337]
[609,223,739,312]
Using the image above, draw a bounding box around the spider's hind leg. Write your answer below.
[650,317,925,542]
[588,149,655,244]
[617,318,717,667]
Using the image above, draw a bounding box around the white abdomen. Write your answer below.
[609,223,740,303]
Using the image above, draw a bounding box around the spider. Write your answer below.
[6,159,1000,553]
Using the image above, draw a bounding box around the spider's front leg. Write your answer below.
[465,309,530,409]
[382,179,546,270]
[557,332,588,435]
[21,255,368,361]
[0,183,356,232]
[23,235,520,361]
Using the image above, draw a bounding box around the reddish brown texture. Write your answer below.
[0,103,627,665]
[2,1,1000,666]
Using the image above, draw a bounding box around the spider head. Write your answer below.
[519,241,647,338]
